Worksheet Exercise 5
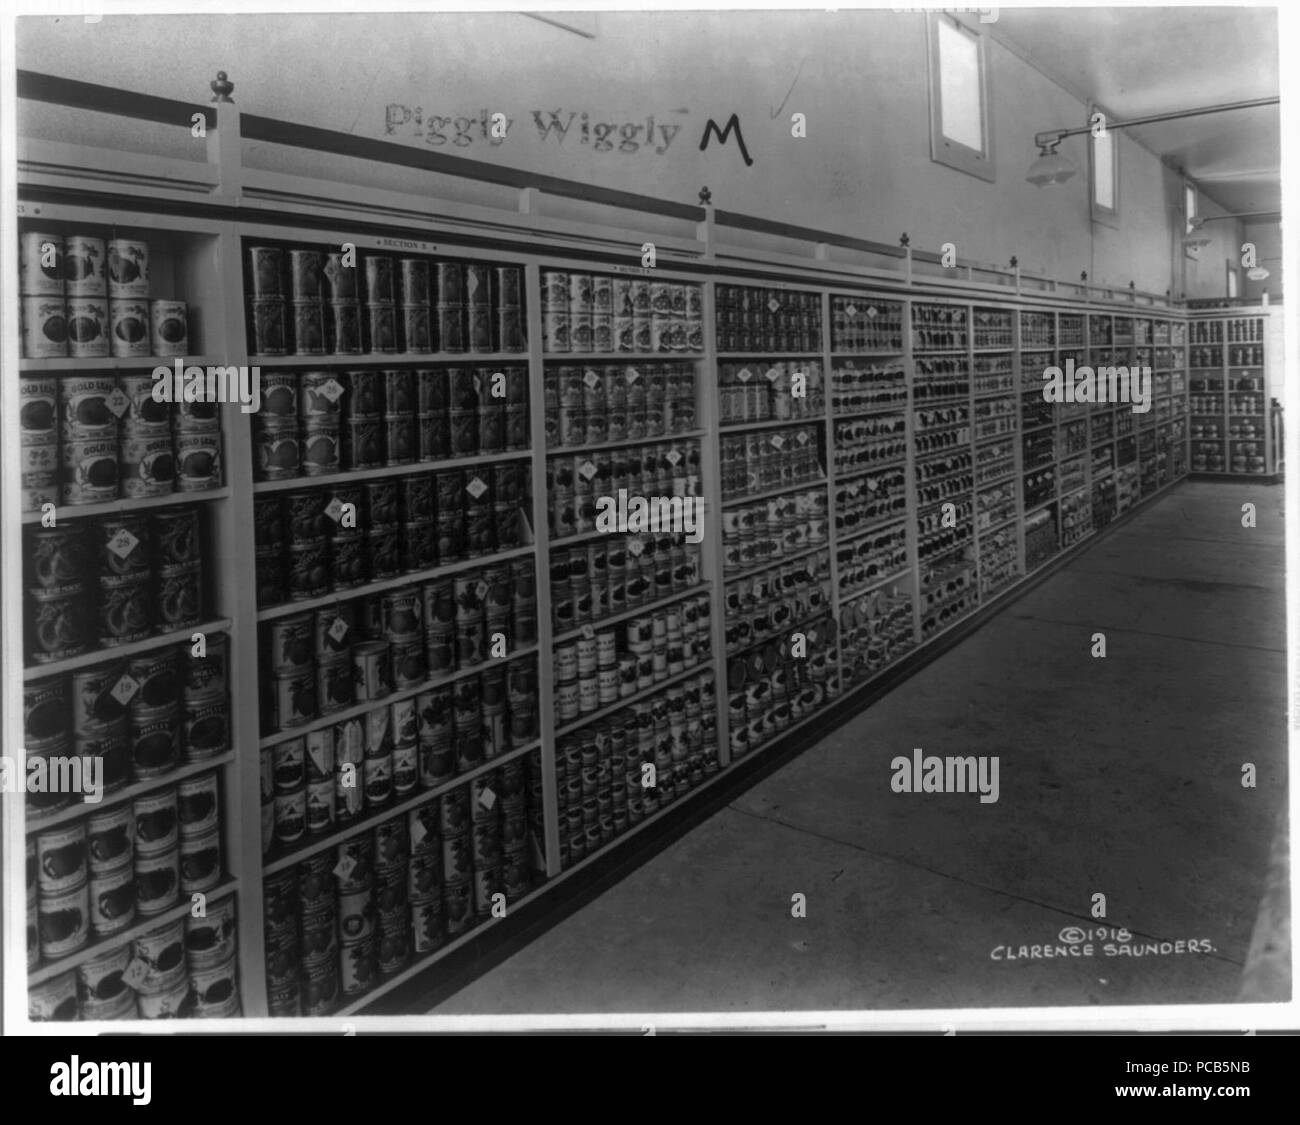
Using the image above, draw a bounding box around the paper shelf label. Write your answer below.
[110,674,141,706]
[106,528,139,559]
[466,477,488,499]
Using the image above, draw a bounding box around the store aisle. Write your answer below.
[433,481,1287,1014]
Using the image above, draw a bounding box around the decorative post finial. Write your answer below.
[211,71,234,103]
[899,233,910,248]
[1010,256,1019,269]
[698,186,712,206]
[1081,271,1088,282]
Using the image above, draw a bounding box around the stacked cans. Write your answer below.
[544,442,701,539]
[544,362,695,447]
[552,593,710,723]
[725,614,838,760]
[717,361,824,425]
[724,551,831,653]
[262,656,538,847]
[836,521,908,595]
[549,533,701,632]
[830,360,908,414]
[829,295,904,353]
[721,486,828,574]
[255,466,528,610]
[715,284,821,354]
[719,425,822,500]
[840,586,913,689]
[23,508,208,665]
[554,672,716,867]
[540,270,703,354]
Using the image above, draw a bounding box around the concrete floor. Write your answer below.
[434,480,1288,1014]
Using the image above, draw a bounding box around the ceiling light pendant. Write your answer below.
[1183,218,1213,251]
[1026,142,1077,187]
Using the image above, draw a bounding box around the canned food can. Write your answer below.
[250,298,288,354]
[182,693,229,760]
[327,301,363,354]
[129,916,188,993]
[189,953,240,1015]
[291,300,326,355]
[137,975,189,1019]
[185,894,238,972]
[61,436,119,505]
[339,932,378,996]
[352,641,392,702]
[109,298,152,357]
[21,296,69,358]
[77,943,132,1006]
[174,429,222,491]
[274,785,307,846]
[29,971,79,1022]
[323,251,357,299]
[134,846,180,915]
[317,654,354,716]
[86,805,134,874]
[177,771,220,837]
[289,249,325,299]
[179,828,222,894]
[60,375,118,440]
[247,246,285,297]
[20,231,65,295]
[37,824,87,897]
[150,299,189,356]
[64,234,107,295]
[129,703,180,779]
[120,432,176,497]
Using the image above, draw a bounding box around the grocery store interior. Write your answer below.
[9,7,1289,1025]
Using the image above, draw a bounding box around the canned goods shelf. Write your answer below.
[835,514,909,548]
[912,394,970,408]
[258,643,539,749]
[830,349,906,359]
[547,429,706,456]
[553,662,704,740]
[976,513,1018,538]
[972,346,1014,353]
[19,354,226,374]
[973,470,1016,491]
[830,402,910,421]
[248,352,529,367]
[24,751,236,835]
[23,618,233,681]
[256,545,534,621]
[20,487,231,525]
[260,737,542,876]
[830,459,907,487]
[721,478,826,509]
[727,608,830,659]
[716,351,822,360]
[251,450,531,493]
[840,566,912,601]
[724,544,824,585]
[547,512,708,552]
[720,417,827,434]
[544,351,706,362]
[551,583,711,646]
[27,877,238,986]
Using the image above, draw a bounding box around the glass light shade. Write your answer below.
[1026,148,1077,187]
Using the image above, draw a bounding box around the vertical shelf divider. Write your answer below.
[700,279,730,769]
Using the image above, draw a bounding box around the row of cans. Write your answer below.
[29,902,240,1021]
[546,441,702,497]
[544,362,696,447]
[554,672,717,867]
[837,522,909,596]
[21,232,151,298]
[721,488,829,573]
[542,307,702,354]
[724,552,831,650]
[541,271,702,318]
[833,416,908,477]
[24,509,209,665]
[263,752,543,1014]
[830,360,908,411]
[262,658,539,840]
[716,361,824,426]
[20,374,221,510]
[715,284,823,354]
[838,466,908,534]
[21,295,188,360]
[719,425,823,499]
[726,615,839,758]
[546,460,703,542]
[549,535,702,630]
[829,295,905,354]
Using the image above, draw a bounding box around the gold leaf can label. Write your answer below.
[120,432,176,498]
[179,828,222,894]
[20,375,59,441]
[133,846,179,916]
[61,437,119,504]
[174,429,222,492]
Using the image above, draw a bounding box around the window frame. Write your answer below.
[1227,260,1240,299]
[1089,102,1120,228]
[927,13,996,183]
[1184,180,1201,260]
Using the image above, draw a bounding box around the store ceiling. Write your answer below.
[992,7,1281,215]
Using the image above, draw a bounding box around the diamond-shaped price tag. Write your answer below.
[765,367,782,383]
[736,367,753,383]
[627,537,644,557]
[867,478,879,491]
[328,617,349,644]
[333,855,358,882]
[767,297,781,314]
[410,818,427,849]
[324,497,344,522]
[110,674,140,706]
[121,959,151,991]
[666,449,682,466]
[579,460,597,482]
[770,434,785,450]
[466,476,487,500]
[478,786,497,811]
[866,306,879,319]
[106,528,139,560]
[626,368,640,385]
[581,624,595,640]
[796,431,810,445]
[105,388,130,417]
[844,303,858,318]
[848,481,861,496]
[476,580,489,600]
[753,583,763,600]
[583,369,600,390]
[317,378,344,403]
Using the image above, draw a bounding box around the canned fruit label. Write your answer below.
[38,883,90,958]
[22,296,69,358]
[67,299,110,357]
[89,865,137,936]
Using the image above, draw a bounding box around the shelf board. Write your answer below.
[253,450,530,493]
[256,548,533,621]
[831,459,907,485]
[726,607,831,659]
[974,469,1017,490]
[973,386,1017,401]
[25,752,237,834]
[716,351,822,360]
[976,512,1019,538]
[721,478,826,508]
[720,417,826,434]
[262,739,542,876]
[259,646,539,749]
[972,345,1014,353]
[21,487,230,524]
[551,584,710,646]
[24,618,232,681]
[546,507,708,551]
[829,349,906,358]
[545,351,705,362]
[553,662,706,739]
[549,429,704,455]
[252,352,530,366]
[28,879,238,986]
[839,566,912,600]
[836,512,910,544]
[19,355,223,373]
[829,401,909,420]
[724,544,826,585]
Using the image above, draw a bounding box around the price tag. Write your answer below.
[796,431,810,445]
[410,817,427,849]
[583,369,600,390]
[110,674,140,706]
[767,297,781,314]
[478,787,497,811]
[106,528,139,560]
[665,449,682,466]
[121,959,151,991]
[324,497,344,522]
[770,434,785,450]
[579,460,597,481]
[466,476,488,500]
[627,537,644,557]
[866,306,879,319]
[736,367,753,383]
[318,378,344,403]
[476,580,489,600]
[104,388,130,417]
[333,855,358,882]
[844,303,858,318]
[581,624,595,640]
[626,368,640,385]
[328,617,349,644]
[764,367,782,383]
[753,582,764,600]
[867,478,879,491]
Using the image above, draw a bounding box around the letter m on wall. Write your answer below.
[699,114,754,166]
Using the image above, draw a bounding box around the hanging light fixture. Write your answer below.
[1026,138,1077,187]
[1183,210,1279,251]
[1183,218,1213,251]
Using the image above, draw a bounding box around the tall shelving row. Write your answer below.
[12,92,1196,1023]
[1186,310,1276,476]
